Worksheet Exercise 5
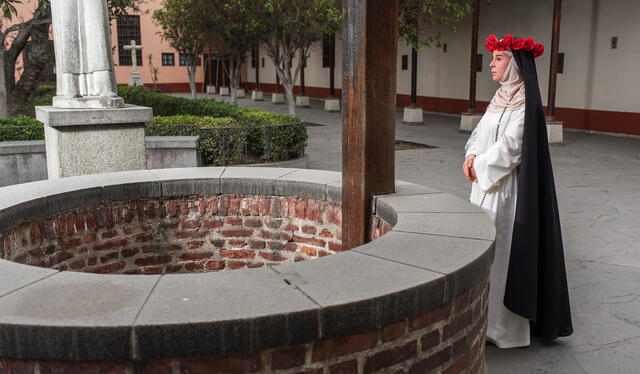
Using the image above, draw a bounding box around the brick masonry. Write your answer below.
[0,274,489,373]
[0,194,390,274]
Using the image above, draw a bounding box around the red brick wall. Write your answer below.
[0,274,488,374]
[0,194,386,274]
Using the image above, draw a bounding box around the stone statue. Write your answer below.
[51,0,125,108]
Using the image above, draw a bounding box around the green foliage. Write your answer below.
[0,116,44,141]
[399,0,473,50]
[122,87,307,165]
[152,0,205,61]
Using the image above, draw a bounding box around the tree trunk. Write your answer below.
[188,63,197,98]
[283,81,295,115]
[229,58,240,104]
[0,50,7,117]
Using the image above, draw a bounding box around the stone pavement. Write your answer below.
[173,92,640,374]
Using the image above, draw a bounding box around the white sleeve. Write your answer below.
[464,116,483,158]
[472,109,525,192]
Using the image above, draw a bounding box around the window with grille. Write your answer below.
[179,54,201,66]
[117,15,142,66]
[162,53,175,66]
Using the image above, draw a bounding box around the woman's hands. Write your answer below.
[463,155,477,182]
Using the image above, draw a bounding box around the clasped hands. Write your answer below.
[463,154,477,183]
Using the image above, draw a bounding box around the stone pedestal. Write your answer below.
[272,93,285,104]
[459,112,483,133]
[128,71,143,87]
[296,96,310,107]
[402,107,424,125]
[206,85,216,94]
[324,98,340,112]
[236,88,246,98]
[251,90,264,101]
[219,87,230,96]
[546,120,564,144]
[35,105,153,179]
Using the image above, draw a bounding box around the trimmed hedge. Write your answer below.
[1,86,307,166]
[0,116,45,141]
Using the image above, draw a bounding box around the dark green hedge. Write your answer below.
[1,86,307,166]
[0,116,45,141]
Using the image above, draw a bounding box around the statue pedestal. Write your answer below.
[128,70,143,86]
[251,90,264,101]
[546,120,564,144]
[459,112,483,133]
[402,106,424,125]
[35,105,153,179]
[296,96,310,107]
[324,98,340,112]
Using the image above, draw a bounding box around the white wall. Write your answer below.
[260,0,639,114]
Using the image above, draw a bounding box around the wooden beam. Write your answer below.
[468,0,480,113]
[342,0,398,250]
[547,0,562,120]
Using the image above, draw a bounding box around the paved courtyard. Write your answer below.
[174,92,640,374]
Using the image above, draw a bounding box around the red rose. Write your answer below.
[523,38,535,50]
[533,43,545,58]
[486,34,498,52]
[502,35,514,49]
[496,41,507,51]
[511,38,524,50]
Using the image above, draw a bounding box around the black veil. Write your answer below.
[503,49,573,339]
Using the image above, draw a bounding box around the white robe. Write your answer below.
[465,107,531,349]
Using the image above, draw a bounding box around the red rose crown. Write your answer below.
[485,34,545,58]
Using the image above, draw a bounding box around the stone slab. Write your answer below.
[236,88,246,98]
[378,192,483,213]
[403,107,424,124]
[134,268,320,359]
[145,136,199,149]
[150,166,225,197]
[0,140,45,155]
[35,105,152,127]
[0,271,159,360]
[393,212,495,241]
[219,167,296,195]
[459,112,482,133]
[219,87,230,96]
[273,251,445,337]
[206,85,216,94]
[272,93,285,104]
[547,120,564,144]
[296,96,310,107]
[251,90,264,101]
[274,169,341,201]
[353,231,494,298]
[0,260,57,297]
[324,98,340,112]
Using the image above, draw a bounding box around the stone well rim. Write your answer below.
[0,167,495,361]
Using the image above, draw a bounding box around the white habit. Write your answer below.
[465,106,531,349]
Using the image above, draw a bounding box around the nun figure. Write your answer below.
[51,0,124,108]
[463,35,573,349]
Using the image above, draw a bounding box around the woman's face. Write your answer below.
[490,51,511,82]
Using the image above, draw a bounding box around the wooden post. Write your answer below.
[329,34,336,97]
[342,0,398,250]
[410,47,418,106]
[301,57,306,96]
[468,0,480,113]
[547,0,562,121]
[255,44,260,90]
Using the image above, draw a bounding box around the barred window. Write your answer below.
[179,54,201,66]
[162,53,175,66]
[117,15,142,66]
